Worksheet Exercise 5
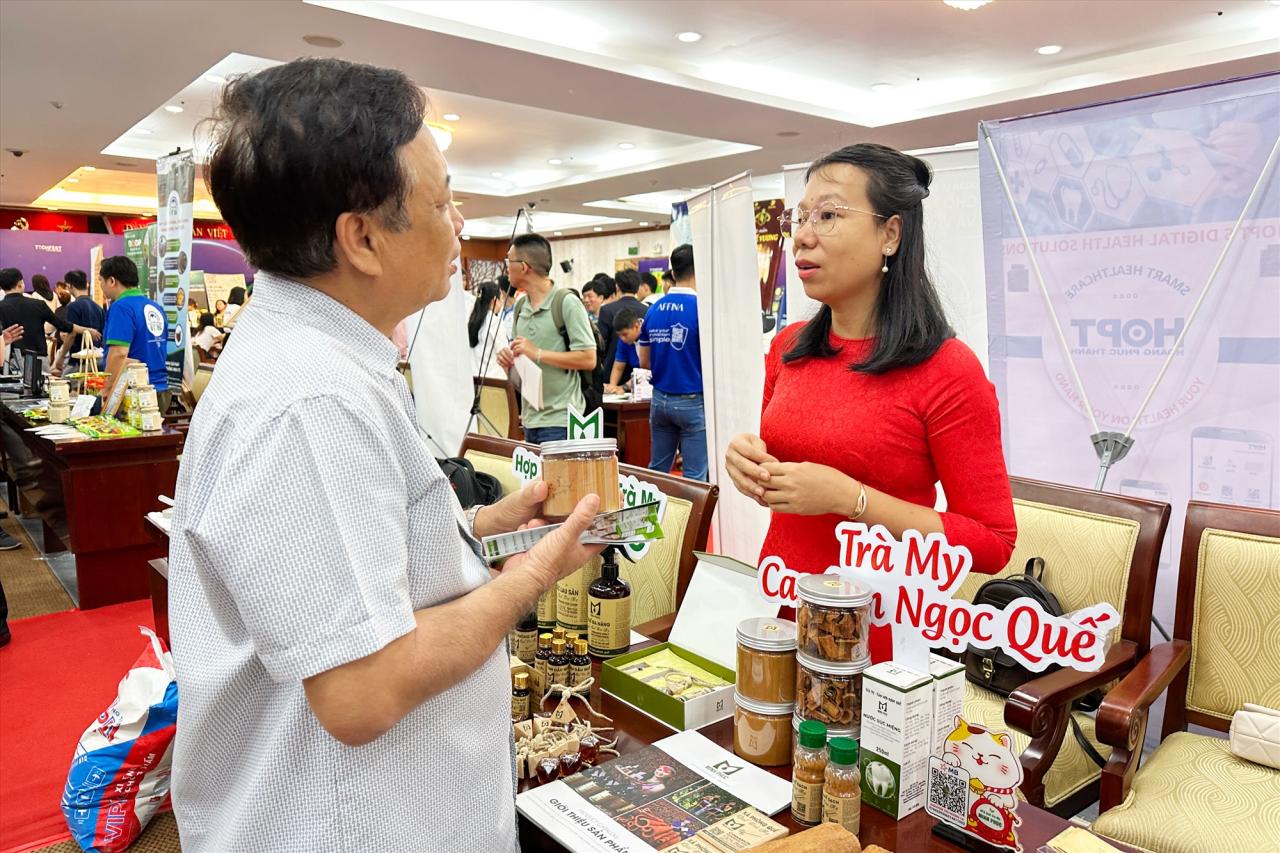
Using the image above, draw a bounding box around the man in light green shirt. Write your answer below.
[495,233,596,443]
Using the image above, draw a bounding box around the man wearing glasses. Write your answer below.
[496,233,597,443]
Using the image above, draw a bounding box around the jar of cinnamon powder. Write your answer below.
[540,439,621,520]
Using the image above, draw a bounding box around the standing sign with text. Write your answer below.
[155,151,195,387]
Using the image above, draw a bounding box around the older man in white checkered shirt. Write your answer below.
[167,58,602,852]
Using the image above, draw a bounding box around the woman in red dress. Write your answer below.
[725,143,1017,663]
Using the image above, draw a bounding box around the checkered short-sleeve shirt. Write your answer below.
[168,273,517,851]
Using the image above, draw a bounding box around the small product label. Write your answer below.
[537,588,557,627]
[822,791,860,834]
[547,661,569,691]
[792,778,824,825]
[533,659,548,695]
[511,693,529,722]
[569,662,592,690]
[588,595,631,655]
[512,630,537,664]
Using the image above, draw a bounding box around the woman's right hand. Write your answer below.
[725,433,778,507]
[503,494,604,589]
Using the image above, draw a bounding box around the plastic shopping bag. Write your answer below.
[61,627,178,852]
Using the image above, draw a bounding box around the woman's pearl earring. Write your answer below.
[881,252,890,274]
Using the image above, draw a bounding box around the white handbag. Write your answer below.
[1228,703,1280,771]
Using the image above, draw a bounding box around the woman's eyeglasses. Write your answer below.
[779,202,886,237]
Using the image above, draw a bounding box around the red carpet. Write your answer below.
[0,600,155,853]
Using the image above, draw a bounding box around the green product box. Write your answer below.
[860,661,933,820]
[600,552,779,732]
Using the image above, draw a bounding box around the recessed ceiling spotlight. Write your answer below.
[871,82,894,93]
[490,171,504,178]
[461,235,471,240]
[639,221,651,226]
[204,74,227,85]
[303,34,343,48]
[593,226,603,232]
[618,142,635,150]
[48,207,59,212]
[776,131,801,138]
[1036,44,1063,55]
[442,113,461,122]
[65,178,79,184]
[164,105,184,114]
[553,231,563,236]
[676,31,703,43]
[942,0,991,8]
[547,158,563,165]
[81,166,96,171]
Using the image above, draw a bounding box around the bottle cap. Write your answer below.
[797,719,828,750]
[514,672,529,689]
[538,633,553,648]
[553,638,566,652]
[829,737,859,766]
[574,638,588,655]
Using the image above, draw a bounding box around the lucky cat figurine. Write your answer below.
[942,716,1023,850]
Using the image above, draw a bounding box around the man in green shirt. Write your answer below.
[495,233,596,444]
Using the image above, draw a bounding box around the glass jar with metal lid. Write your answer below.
[47,379,70,405]
[540,438,620,520]
[736,616,798,705]
[138,407,163,432]
[796,574,872,664]
[795,651,868,733]
[733,692,795,767]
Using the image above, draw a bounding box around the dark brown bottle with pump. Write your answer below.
[569,638,592,694]
[588,558,631,658]
[548,638,570,689]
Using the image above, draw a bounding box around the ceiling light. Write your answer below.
[461,235,471,240]
[943,0,992,8]
[618,142,635,150]
[48,207,59,211]
[871,82,894,93]
[65,178,79,184]
[554,231,563,236]
[547,158,563,165]
[442,113,461,122]
[1036,44,1063,55]
[639,221,650,226]
[302,34,343,48]
[592,226,603,232]
[81,166,96,172]
[490,171,504,178]
[164,104,184,114]
[204,74,227,85]
[425,121,452,151]
[676,31,703,42]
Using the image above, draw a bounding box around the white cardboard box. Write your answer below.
[861,661,933,820]
[929,653,966,758]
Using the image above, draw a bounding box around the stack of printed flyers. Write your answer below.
[517,730,791,852]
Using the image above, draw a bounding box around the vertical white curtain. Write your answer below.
[783,166,820,327]
[688,173,771,563]
[406,266,473,457]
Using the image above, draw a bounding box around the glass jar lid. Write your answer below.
[733,691,795,717]
[541,438,618,456]
[736,617,798,652]
[796,650,870,676]
[797,573,872,608]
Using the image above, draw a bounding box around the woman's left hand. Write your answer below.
[759,461,857,516]
[472,480,550,538]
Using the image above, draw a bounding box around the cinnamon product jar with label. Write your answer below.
[796,574,872,664]
[733,692,794,767]
[540,439,621,520]
[736,617,798,705]
[791,719,828,826]
[795,651,867,733]
[822,736,860,835]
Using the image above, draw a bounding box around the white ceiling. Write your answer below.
[1,0,1277,237]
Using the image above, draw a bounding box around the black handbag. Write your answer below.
[436,457,503,508]
[963,557,1107,767]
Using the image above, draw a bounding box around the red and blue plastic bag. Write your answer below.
[61,627,178,852]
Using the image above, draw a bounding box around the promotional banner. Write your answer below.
[156,151,195,386]
[123,225,159,301]
[982,74,1279,728]
[754,199,785,321]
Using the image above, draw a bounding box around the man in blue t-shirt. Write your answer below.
[54,269,106,375]
[636,243,706,481]
[99,255,170,410]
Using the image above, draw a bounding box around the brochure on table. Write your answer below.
[517,730,791,853]
[601,552,777,731]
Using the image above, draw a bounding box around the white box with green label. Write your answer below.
[860,661,933,819]
[929,653,965,758]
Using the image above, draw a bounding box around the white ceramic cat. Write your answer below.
[941,715,1023,809]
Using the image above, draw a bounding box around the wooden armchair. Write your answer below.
[1091,501,1280,853]
[456,433,718,622]
[473,376,521,440]
[950,477,1169,816]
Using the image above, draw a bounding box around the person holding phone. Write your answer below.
[724,144,1017,661]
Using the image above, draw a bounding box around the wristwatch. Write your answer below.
[464,505,483,537]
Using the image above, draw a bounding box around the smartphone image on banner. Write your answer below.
[1190,427,1274,509]
[1119,479,1172,570]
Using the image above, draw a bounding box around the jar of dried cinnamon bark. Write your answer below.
[796,574,871,664]
[795,651,867,734]
[736,617,797,705]
[540,439,621,520]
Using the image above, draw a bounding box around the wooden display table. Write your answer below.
[518,615,1136,852]
[0,398,181,608]
[602,398,650,468]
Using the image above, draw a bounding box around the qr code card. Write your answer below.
[926,756,971,827]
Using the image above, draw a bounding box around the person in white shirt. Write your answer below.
[221,286,246,326]
[190,312,224,361]
[468,279,511,379]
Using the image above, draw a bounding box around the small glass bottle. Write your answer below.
[822,737,861,835]
[510,611,538,664]
[511,672,531,723]
[534,633,553,694]
[548,638,570,689]
[587,551,631,659]
[569,638,592,694]
[791,719,828,826]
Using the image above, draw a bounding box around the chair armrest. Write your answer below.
[1096,640,1191,750]
[1006,640,1137,736]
